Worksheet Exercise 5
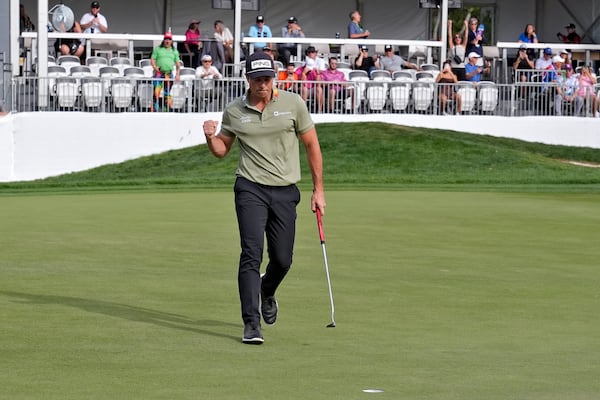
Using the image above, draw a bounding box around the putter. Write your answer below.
[316,208,336,328]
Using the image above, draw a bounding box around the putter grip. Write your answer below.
[316,209,325,243]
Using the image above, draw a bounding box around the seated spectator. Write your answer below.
[557,23,581,44]
[464,52,488,82]
[297,63,324,113]
[554,63,578,116]
[214,20,234,64]
[436,61,462,115]
[513,44,534,98]
[542,55,564,85]
[574,65,599,117]
[248,15,272,53]
[303,46,327,72]
[184,19,202,68]
[448,19,468,81]
[535,48,553,70]
[54,21,85,59]
[278,16,305,64]
[354,45,379,77]
[321,57,354,112]
[277,62,300,93]
[379,45,418,73]
[559,49,572,67]
[195,54,222,80]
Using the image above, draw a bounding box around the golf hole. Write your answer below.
[362,388,384,393]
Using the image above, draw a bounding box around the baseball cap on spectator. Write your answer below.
[245,51,275,79]
[305,46,317,54]
[467,52,481,59]
[384,45,393,52]
[552,55,564,63]
[543,47,552,55]
[190,19,200,24]
[288,16,297,23]
[560,49,569,55]
[565,23,576,29]
[519,44,527,50]
[164,32,173,40]
[201,54,212,62]
[256,15,265,23]
[360,45,369,51]
[565,64,573,70]
[91,1,100,8]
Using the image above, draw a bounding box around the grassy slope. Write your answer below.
[2,122,600,192]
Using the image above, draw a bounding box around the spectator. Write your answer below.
[54,21,85,59]
[195,54,223,79]
[278,16,305,64]
[379,44,418,73]
[557,23,581,44]
[436,60,462,115]
[559,49,572,67]
[448,19,468,81]
[303,46,327,72]
[542,55,564,85]
[20,4,35,32]
[277,61,300,93]
[518,23,538,60]
[321,57,354,112]
[80,1,108,34]
[214,20,234,64]
[354,45,379,77]
[574,65,599,117]
[466,17,486,64]
[464,52,488,82]
[347,10,370,41]
[513,44,535,98]
[248,15,272,52]
[535,47,554,70]
[554,63,578,116]
[298,62,324,113]
[184,19,202,68]
[150,32,182,111]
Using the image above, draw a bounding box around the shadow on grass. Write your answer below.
[0,290,240,343]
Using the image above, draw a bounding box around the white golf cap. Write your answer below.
[467,52,481,59]
[552,55,564,63]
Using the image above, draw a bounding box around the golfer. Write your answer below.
[202,51,326,344]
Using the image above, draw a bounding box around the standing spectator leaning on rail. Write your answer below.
[202,51,326,345]
[214,20,234,64]
[557,23,581,44]
[466,17,485,65]
[248,15,272,53]
[151,32,182,112]
[278,16,305,64]
[184,19,202,68]
[80,1,108,34]
[447,19,468,81]
[518,23,538,60]
[348,10,370,43]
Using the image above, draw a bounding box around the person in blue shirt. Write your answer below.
[347,10,370,47]
[248,15,272,53]
[464,52,489,82]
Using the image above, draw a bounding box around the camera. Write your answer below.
[556,32,563,39]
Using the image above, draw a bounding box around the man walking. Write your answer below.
[202,52,326,345]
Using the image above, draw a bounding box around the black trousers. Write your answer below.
[234,177,300,324]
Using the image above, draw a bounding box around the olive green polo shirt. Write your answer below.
[221,89,314,186]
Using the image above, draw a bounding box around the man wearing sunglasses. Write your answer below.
[80,1,108,34]
[248,15,273,53]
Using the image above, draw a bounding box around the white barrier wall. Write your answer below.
[1,112,599,182]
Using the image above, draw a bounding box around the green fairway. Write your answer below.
[1,190,599,399]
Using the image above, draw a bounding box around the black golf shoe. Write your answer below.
[261,294,278,326]
[242,322,264,344]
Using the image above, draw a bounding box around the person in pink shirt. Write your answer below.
[321,57,354,112]
[575,65,599,117]
[184,19,201,67]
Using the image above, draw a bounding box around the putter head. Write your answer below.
[327,322,336,328]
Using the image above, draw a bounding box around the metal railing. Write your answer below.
[8,75,600,118]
